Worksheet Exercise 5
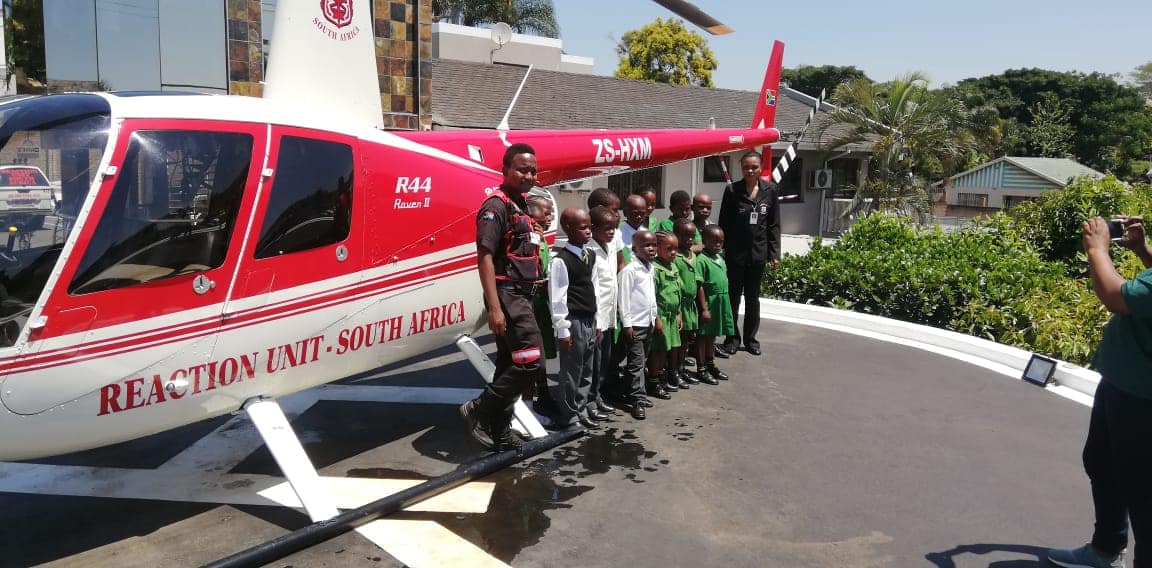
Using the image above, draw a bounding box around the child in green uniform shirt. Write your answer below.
[694,225,732,383]
[526,196,557,411]
[527,196,556,359]
[648,231,684,396]
[690,193,713,253]
[635,187,661,232]
[672,219,709,386]
[654,190,695,247]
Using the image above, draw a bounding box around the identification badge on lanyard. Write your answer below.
[749,212,758,225]
[529,232,541,245]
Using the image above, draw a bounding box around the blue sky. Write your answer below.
[553,0,1151,92]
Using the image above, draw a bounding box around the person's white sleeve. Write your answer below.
[648,275,658,326]
[618,266,634,327]
[549,255,571,339]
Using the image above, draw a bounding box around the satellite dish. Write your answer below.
[491,22,513,48]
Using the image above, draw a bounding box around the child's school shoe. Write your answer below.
[679,368,700,384]
[707,363,729,381]
[616,397,646,420]
[663,369,687,391]
[646,381,672,399]
[694,369,719,385]
[668,368,691,387]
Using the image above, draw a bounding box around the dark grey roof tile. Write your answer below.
[429,59,854,142]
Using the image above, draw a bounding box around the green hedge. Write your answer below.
[1010,176,1141,276]
[765,214,1063,328]
[764,178,1152,366]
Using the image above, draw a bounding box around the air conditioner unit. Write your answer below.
[809,168,833,190]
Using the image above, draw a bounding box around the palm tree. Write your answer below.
[822,72,974,223]
[432,0,560,38]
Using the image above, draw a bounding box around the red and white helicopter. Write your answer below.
[0,0,781,483]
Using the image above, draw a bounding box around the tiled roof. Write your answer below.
[428,59,853,144]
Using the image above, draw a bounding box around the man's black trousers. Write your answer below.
[477,287,544,428]
[1084,379,1152,565]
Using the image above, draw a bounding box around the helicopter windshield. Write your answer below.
[0,94,111,347]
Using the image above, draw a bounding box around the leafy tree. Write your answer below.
[781,64,869,98]
[965,105,1022,164]
[1010,175,1133,274]
[1131,61,1152,100]
[948,69,1152,178]
[5,0,45,83]
[823,73,974,222]
[614,18,717,87]
[1025,92,1074,158]
[432,0,559,38]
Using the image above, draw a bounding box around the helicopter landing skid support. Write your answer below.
[244,397,339,522]
[455,335,548,440]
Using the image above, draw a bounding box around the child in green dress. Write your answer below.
[694,225,732,383]
[672,219,709,386]
[648,231,683,397]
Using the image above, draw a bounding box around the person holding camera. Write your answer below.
[1047,216,1152,568]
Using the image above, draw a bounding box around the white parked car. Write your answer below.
[0,165,55,231]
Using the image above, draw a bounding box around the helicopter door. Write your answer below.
[223,127,362,382]
[0,120,267,415]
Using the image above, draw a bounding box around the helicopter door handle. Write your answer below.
[192,275,215,295]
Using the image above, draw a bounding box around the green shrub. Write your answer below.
[765,214,1063,328]
[765,177,1152,366]
[1010,176,1134,274]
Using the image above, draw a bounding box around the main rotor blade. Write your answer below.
[652,0,733,35]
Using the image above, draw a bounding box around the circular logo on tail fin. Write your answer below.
[321,0,354,28]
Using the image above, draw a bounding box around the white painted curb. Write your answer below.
[758,298,1100,407]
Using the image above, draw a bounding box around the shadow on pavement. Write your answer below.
[926,542,1051,567]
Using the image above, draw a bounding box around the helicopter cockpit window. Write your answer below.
[68,131,253,295]
[0,94,110,346]
[254,136,353,259]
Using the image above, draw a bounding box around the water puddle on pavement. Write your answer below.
[432,426,665,562]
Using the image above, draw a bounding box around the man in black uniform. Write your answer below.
[717,150,780,357]
[460,143,545,452]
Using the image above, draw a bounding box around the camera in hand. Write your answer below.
[1108,219,1125,241]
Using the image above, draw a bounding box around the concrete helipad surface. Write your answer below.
[0,320,1094,567]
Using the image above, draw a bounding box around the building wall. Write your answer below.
[226,0,263,96]
[45,0,227,93]
[546,148,835,238]
[947,163,1056,210]
[375,0,432,130]
[44,0,432,128]
[951,160,1054,192]
[947,186,1054,210]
